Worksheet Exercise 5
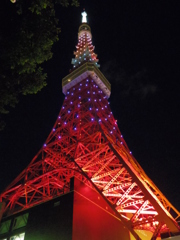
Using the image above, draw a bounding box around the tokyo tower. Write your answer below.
[0,11,180,240]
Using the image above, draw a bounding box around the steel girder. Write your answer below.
[0,77,180,240]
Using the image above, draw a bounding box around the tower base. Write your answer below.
[0,178,130,240]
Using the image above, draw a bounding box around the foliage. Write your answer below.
[0,0,79,130]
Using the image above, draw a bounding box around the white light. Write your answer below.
[81,11,87,23]
[10,233,25,240]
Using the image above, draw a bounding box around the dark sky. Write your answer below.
[0,0,180,211]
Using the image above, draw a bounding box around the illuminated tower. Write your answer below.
[0,11,180,240]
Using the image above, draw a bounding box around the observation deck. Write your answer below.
[62,62,111,98]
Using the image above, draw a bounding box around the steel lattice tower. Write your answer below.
[0,11,180,240]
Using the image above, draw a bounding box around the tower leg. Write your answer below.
[151,222,163,240]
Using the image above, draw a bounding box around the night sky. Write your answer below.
[0,0,180,211]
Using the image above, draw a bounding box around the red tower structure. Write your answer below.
[0,11,180,240]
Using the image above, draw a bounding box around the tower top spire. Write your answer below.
[71,11,100,69]
[64,11,111,98]
[81,10,87,23]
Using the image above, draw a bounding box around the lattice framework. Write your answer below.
[1,77,180,240]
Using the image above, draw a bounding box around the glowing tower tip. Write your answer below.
[81,10,87,23]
